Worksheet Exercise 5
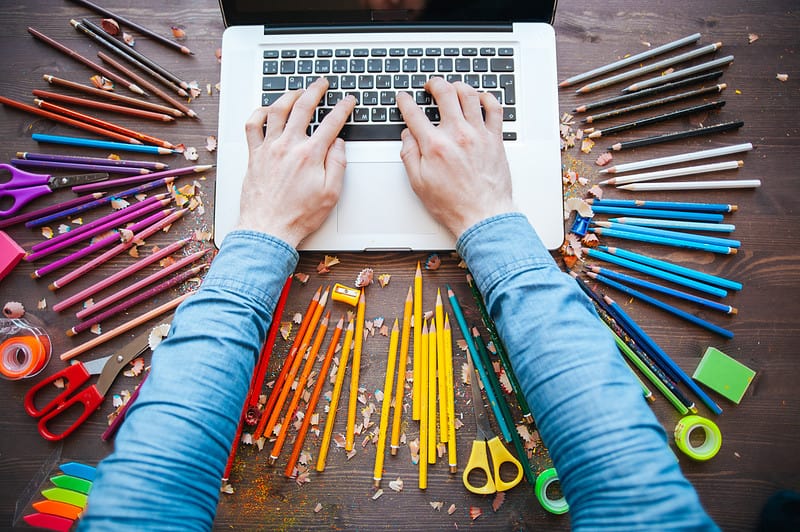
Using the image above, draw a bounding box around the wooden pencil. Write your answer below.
[586,101,726,138]
[412,262,422,421]
[12,158,150,175]
[608,121,745,151]
[16,151,168,170]
[345,290,366,452]
[418,319,429,489]
[71,164,213,194]
[619,179,761,191]
[583,84,727,124]
[390,286,413,455]
[443,315,457,473]
[600,143,753,175]
[32,89,174,122]
[435,289,447,444]
[0,193,105,230]
[427,319,437,465]
[373,319,399,487]
[601,160,743,186]
[623,55,735,93]
[31,133,176,155]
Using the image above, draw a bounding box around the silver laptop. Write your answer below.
[215,0,564,251]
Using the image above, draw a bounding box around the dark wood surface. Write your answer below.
[1,1,798,530]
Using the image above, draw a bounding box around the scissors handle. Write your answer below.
[486,435,523,492]
[0,186,52,217]
[462,440,496,494]
[24,363,92,417]
[0,163,49,189]
[36,383,104,441]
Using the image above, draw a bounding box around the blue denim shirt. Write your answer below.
[81,215,717,530]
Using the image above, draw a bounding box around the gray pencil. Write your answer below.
[623,55,735,92]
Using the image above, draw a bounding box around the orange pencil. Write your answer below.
[32,89,175,122]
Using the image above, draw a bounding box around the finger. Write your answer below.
[454,82,483,127]
[323,137,347,195]
[425,77,465,125]
[284,77,329,137]
[396,91,435,144]
[244,106,270,151]
[312,94,357,148]
[399,128,422,184]
[264,90,304,140]
[479,91,503,136]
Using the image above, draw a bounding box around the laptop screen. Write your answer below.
[220,0,557,27]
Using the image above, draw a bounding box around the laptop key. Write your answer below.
[425,47,441,56]
[341,75,357,89]
[389,107,403,122]
[503,107,516,121]
[297,60,313,74]
[262,77,287,91]
[262,92,284,106]
[325,76,339,89]
[353,108,370,122]
[407,48,423,56]
[420,58,436,72]
[280,61,296,74]
[480,47,496,56]
[473,58,488,72]
[333,59,348,73]
[288,76,304,90]
[455,58,471,72]
[499,74,515,104]
[350,59,366,73]
[403,58,418,72]
[315,60,331,73]
[490,58,514,72]
[415,91,431,105]
[317,107,333,122]
[393,74,410,89]
[389,48,405,57]
[335,49,351,57]
[376,75,392,89]
[353,48,369,57]
[299,49,315,58]
[411,74,427,88]
[359,75,375,89]
[317,49,333,57]
[380,91,396,105]
[263,60,278,75]
[371,108,387,122]
[327,91,344,106]
[446,74,462,83]
[498,47,514,56]
[338,124,405,140]
[371,48,387,56]
[444,47,459,56]
[367,59,383,73]
[437,58,453,72]
[345,91,360,104]
[362,91,379,105]
[264,50,279,58]
[464,74,480,88]
[461,47,478,56]
[482,74,498,88]
[281,50,297,58]
[385,59,401,73]
[502,131,517,141]
[424,107,440,122]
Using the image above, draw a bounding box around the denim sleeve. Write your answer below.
[80,231,298,531]
[457,213,718,531]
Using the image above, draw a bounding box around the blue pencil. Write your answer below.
[593,221,741,248]
[588,266,737,315]
[610,217,735,233]
[603,294,723,415]
[587,198,737,213]
[584,248,728,298]
[591,227,737,255]
[588,271,734,339]
[589,205,724,223]
[32,133,176,155]
[598,245,743,291]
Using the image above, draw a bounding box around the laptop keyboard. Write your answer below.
[262,46,517,141]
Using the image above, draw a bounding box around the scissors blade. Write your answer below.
[77,355,112,375]
[466,352,494,441]
[94,333,151,397]
[47,172,108,190]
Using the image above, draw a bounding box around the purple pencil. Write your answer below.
[26,176,175,228]
[31,209,173,279]
[0,192,104,229]
[25,197,172,260]
[11,158,150,175]
[71,164,214,193]
[16,151,168,170]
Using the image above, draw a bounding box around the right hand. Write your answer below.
[396,78,516,238]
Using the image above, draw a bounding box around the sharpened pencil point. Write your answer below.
[130,84,146,96]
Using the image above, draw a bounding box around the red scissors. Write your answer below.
[24,332,150,441]
[0,163,107,217]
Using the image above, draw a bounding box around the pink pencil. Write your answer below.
[31,209,172,279]
[52,237,191,312]
[71,164,214,193]
[26,197,171,260]
[0,192,104,230]
[68,263,208,336]
[76,249,210,319]
[49,208,187,290]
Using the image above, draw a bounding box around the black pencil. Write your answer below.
[608,120,744,151]
[586,100,725,138]
[582,84,727,124]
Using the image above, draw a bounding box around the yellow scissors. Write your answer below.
[462,353,523,494]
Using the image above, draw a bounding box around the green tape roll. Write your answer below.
[534,468,569,515]
[674,415,722,461]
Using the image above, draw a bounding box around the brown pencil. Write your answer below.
[43,75,184,117]
[35,98,176,149]
[0,95,141,144]
[97,51,198,119]
[27,26,145,96]
[32,89,174,122]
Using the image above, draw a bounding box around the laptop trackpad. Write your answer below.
[337,162,438,234]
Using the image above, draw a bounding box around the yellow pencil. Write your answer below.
[419,319,429,489]
[444,314,457,473]
[373,319,400,487]
[412,262,422,421]
[391,286,413,455]
[316,319,355,472]
[427,319,437,465]
[435,289,448,444]
[345,290,366,452]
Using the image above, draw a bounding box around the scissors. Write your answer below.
[24,332,150,441]
[0,163,107,217]
[462,353,523,494]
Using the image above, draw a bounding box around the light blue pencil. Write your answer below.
[585,248,728,298]
[598,245,743,291]
[591,227,737,255]
[610,217,736,233]
[32,133,176,155]
[589,205,724,222]
[587,198,737,213]
[594,221,741,248]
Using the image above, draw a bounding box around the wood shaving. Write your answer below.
[564,197,593,218]
[91,323,102,335]
[355,267,374,287]
[206,136,217,152]
[295,469,311,486]
[580,138,595,154]
[333,433,347,448]
[314,503,323,513]
[183,147,199,161]
[389,477,404,492]
[346,449,357,460]
[461,362,471,384]
[101,18,120,35]
[377,273,391,287]
[777,73,789,82]
[170,25,186,39]
[294,272,309,284]
[595,152,613,166]
[425,253,441,270]
[588,185,604,199]
[241,432,253,445]
[122,32,135,46]
[430,501,444,511]
[582,233,600,247]
[123,357,145,377]
[41,226,53,239]
[3,301,24,318]
[110,198,130,210]
[90,75,114,90]
[215,48,222,63]
[159,256,176,268]
[279,322,292,340]
[447,504,457,515]
[748,33,759,44]
[379,324,389,336]
[317,255,340,273]
[56,224,70,235]
[469,506,483,520]
[148,323,171,351]
[492,492,506,512]
[372,489,384,500]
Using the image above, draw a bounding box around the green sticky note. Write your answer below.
[693,347,756,404]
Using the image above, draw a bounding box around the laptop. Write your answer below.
[215,0,564,251]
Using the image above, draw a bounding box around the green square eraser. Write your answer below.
[693,347,756,404]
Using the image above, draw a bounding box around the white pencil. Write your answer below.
[623,55,735,92]
[601,160,743,186]
[600,143,753,174]
[618,179,761,191]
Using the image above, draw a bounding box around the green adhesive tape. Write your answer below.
[535,467,569,515]
[674,415,722,461]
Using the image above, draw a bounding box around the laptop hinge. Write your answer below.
[263,24,512,35]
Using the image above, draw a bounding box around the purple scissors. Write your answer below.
[0,163,107,217]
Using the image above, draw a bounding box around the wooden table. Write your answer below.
[1,1,797,529]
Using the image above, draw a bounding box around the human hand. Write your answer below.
[396,78,515,238]
[235,78,357,247]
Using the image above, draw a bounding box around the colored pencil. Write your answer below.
[624,55,735,93]
[48,208,187,290]
[316,318,355,472]
[16,151,167,171]
[427,319,437,465]
[72,165,213,194]
[66,0,194,55]
[102,371,148,440]
[60,292,189,361]
[590,227,738,255]
[74,249,209,320]
[0,193,104,230]
[43,75,184,117]
[443,315,457,473]
[418,319,429,489]
[584,248,728,298]
[0,95,141,145]
[27,26,145,95]
[589,205,724,223]
[609,121,744,151]
[583,84,726,124]
[587,198,738,213]
[51,237,191,312]
[373,319,400,487]
[391,286,413,455]
[285,316,343,478]
[609,217,735,233]
[412,262,422,421]
[573,71,724,113]
[32,133,176,155]
[586,101,725,139]
[619,179,761,191]
[32,89,175,122]
[98,52,198,119]
[12,158,149,175]
[435,289,448,443]
[600,143,753,175]
[560,33,701,87]
[597,245,742,291]
[593,221,740,248]
[345,290,366,452]
[67,263,207,336]
[601,160,743,186]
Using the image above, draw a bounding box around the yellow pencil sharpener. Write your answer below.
[331,283,360,307]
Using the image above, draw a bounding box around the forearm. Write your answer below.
[81,231,298,530]
[458,213,716,530]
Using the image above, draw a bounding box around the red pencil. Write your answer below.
[32,89,175,122]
